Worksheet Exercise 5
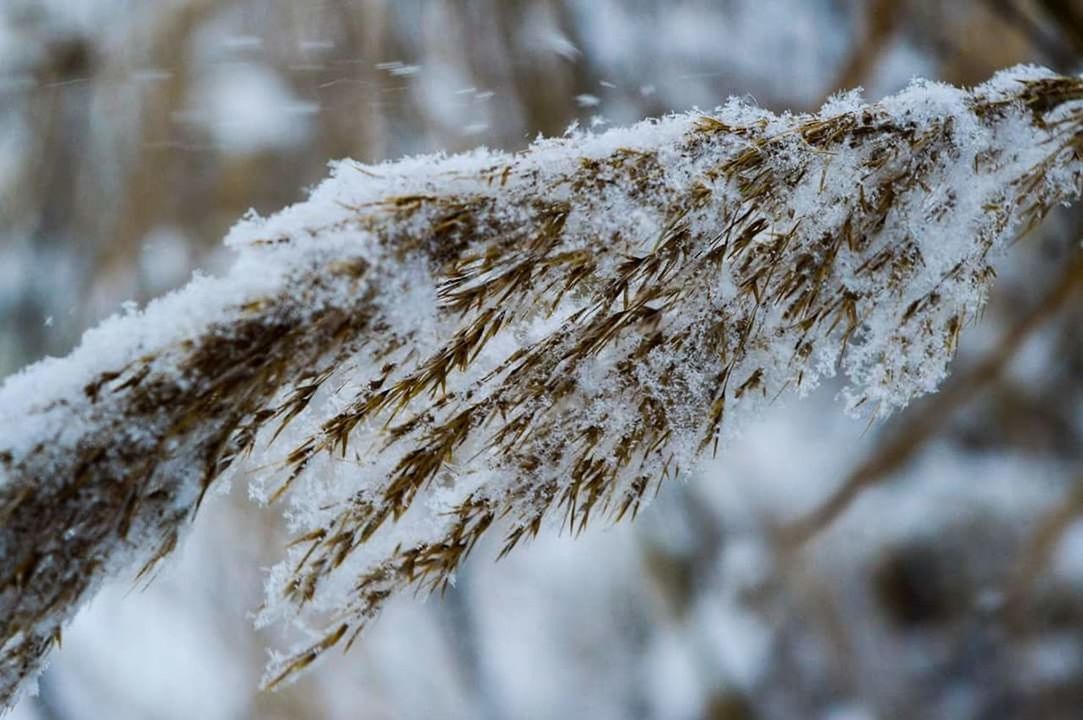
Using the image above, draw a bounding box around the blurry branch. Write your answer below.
[314,0,391,163]
[985,0,1080,70]
[492,0,591,140]
[784,245,1083,546]
[3,31,99,365]
[1036,0,1083,56]
[92,0,219,292]
[1006,470,1083,622]
[3,67,1083,706]
[827,0,905,100]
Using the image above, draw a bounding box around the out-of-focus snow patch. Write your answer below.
[865,34,939,99]
[1051,518,1083,586]
[570,0,851,110]
[376,61,421,77]
[466,526,647,720]
[47,585,248,720]
[521,2,581,61]
[697,392,867,526]
[129,68,173,83]
[220,34,262,51]
[6,701,42,720]
[696,582,773,689]
[534,29,580,61]
[1019,635,1083,686]
[322,596,476,720]
[822,702,878,720]
[188,63,315,155]
[299,39,335,53]
[830,447,1061,547]
[0,15,28,77]
[44,514,253,720]
[461,122,490,136]
[642,631,704,720]
[417,63,478,131]
[139,226,195,294]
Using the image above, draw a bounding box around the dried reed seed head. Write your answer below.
[3,67,1083,703]
[251,69,1083,687]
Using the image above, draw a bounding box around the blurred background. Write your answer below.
[4,1,1083,718]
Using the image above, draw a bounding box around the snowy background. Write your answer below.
[4,1,1083,718]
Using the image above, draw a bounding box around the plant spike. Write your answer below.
[3,66,1083,704]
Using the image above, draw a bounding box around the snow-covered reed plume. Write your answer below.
[3,66,1083,704]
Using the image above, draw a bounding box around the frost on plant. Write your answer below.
[3,66,1083,703]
